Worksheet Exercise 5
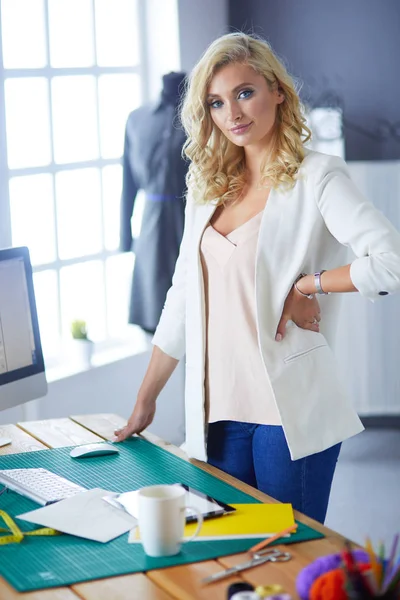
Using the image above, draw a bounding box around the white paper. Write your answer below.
[16,488,138,543]
[111,490,138,516]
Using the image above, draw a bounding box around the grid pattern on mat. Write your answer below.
[0,437,323,591]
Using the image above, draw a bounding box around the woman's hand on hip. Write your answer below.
[113,399,156,442]
[275,285,321,341]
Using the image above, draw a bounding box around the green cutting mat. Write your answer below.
[0,437,324,592]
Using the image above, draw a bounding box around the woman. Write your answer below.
[115,33,400,522]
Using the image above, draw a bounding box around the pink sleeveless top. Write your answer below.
[200,211,281,425]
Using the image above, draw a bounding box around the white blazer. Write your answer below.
[152,150,400,461]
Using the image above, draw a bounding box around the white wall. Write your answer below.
[335,161,400,415]
[143,0,181,101]
[0,351,186,446]
[143,0,229,96]
[0,1,230,444]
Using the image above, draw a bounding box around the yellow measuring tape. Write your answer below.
[0,510,62,545]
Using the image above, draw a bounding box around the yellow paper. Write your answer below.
[184,503,295,538]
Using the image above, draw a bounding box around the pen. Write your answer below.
[248,524,298,554]
[379,540,386,587]
[382,534,399,591]
[385,557,400,594]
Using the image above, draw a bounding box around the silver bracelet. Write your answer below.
[294,273,314,299]
[314,270,329,295]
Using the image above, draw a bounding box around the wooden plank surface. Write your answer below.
[73,573,175,600]
[146,538,347,600]
[0,578,79,600]
[215,537,346,598]
[148,561,239,600]
[0,424,47,455]
[0,413,353,600]
[70,413,126,441]
[17,418,103,448]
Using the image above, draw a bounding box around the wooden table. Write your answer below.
[0,414,350,600]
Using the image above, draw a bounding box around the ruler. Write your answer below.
[0,510,61,545]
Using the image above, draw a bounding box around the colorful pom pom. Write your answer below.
[296,550,370,600]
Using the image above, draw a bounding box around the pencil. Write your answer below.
[248,523,298,554]
[365,537,381,589]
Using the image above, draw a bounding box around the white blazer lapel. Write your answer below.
[192,202,218,245]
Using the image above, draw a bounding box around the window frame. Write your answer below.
[0,0,150,363]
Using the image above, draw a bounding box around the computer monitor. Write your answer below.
[0,246,47,446]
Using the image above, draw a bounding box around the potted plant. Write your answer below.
[70,319,94,367]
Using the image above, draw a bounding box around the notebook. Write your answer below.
[129,502,295,543]
[183,502,295,541]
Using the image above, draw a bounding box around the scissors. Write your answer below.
[201,548,292,584]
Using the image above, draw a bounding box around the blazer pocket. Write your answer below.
[283,343,327,364]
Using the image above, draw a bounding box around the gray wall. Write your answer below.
[229,0,400,161]
[177,0,229,71]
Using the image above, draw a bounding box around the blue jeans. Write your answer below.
[207,421,341,523]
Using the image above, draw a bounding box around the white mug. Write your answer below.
[137,484,203,557]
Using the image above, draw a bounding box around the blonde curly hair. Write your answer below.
[180,32,311,205]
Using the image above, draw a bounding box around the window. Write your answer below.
[0,0,145,361]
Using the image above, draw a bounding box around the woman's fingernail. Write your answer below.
[275,333,282,341]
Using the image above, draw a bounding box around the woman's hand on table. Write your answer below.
[113,399,156,442]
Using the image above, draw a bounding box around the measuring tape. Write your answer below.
[0,510,61,545]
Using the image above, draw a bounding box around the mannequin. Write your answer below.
[161,71,186,106]
[120,72,188,333]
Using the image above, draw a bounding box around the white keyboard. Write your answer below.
[0,468,86,505]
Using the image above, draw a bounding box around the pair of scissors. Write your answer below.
[201,548,292,584]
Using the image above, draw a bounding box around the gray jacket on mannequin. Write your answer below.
[120,72,188,332]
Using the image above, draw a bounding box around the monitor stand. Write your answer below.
[0,438,12,448]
